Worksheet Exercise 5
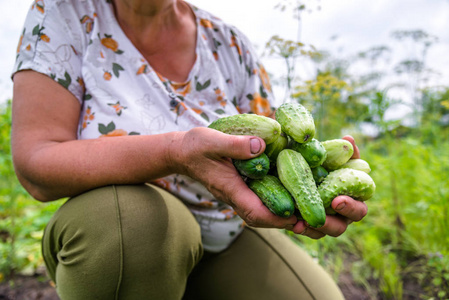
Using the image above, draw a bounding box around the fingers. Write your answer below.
[291,220,326,239]
[226,183,298,229]
[288,196,368,239]
[332,195,368,222]
[342,135,360,159]
[290,214,354,239]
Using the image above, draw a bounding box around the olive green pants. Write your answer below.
[42,184,344,300]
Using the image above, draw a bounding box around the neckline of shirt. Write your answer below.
[105,0,202,87]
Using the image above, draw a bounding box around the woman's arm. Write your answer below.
[12,70,297,229]
[12,71,185,201]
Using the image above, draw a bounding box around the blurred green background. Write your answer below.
[1,1,449,299]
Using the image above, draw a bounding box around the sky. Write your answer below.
[1,0,449,104]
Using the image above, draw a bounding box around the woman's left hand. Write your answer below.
[289,135,368,239]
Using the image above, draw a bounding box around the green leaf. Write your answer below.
[98,124,108,134]
[57,72,72,89]
[98,121,115,134]
[214,109,225,114]
[32,24,41,36]
[246,65,252,77]
[232,97,238,107]
[200,112,209,122]
[213,38,222,48]
[259,85,268,99]
[112,63,125,78]
[196,79,211,91]
[106,121,115,132]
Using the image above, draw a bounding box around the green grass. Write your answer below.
[292,137,449,299]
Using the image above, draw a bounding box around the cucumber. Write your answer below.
[248,175,295,218]
[233,153,270,179]
[311,166,329,186]
[321,139,354,171]
[290,138,327,168]
[208,114,281,144]
[276,149,326,228]
[264,132,288,165]
[318,168,376,209]
[275,103,315,144]
[337,158,371,174]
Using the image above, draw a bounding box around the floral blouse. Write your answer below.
[13,0,275,252]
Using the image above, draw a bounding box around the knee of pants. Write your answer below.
[43,184,203,300]
[183,227,344,300]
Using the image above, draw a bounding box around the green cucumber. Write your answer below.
[290,138,327,168]
[248,175,295,218]
[311,166,329,186]
[276,149,326,228]
[321,139,354,171]
[208,114,281,144]
[318,168,376,209]
[275,103,315,144]
[264,132,288,165]
[337,159,371,174]
[233,153,270,179]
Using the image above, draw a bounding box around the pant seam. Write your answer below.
[112,185,124,300]
[246,227,316,300]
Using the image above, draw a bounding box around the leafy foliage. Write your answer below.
[264,8,449,297]
[0,100,63,280]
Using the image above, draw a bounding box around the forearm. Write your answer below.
[13,132,182,201]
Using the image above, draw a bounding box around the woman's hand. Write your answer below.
[289,135,368,239]
[170,127,298,229]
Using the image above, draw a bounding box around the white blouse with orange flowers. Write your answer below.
[13,0,275,252]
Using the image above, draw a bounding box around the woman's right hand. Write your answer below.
[169,127,297,230]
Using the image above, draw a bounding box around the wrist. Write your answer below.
[164,131,188,175]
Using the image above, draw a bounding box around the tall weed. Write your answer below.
[296,136,449,298]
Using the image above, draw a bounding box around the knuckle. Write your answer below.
[333,224,347,237]
[230,137,242,151]
[242,210,258,227]
[354,203,368,222]
[311,232,326,240]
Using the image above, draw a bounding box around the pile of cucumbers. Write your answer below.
[208,103,376,228]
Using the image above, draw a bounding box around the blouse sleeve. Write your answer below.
[12,1,86,104]
[230,27,276,116]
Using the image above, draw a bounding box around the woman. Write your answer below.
[11,0,367,299]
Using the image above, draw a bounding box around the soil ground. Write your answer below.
[0,266,426,300]
[0,273,373,300]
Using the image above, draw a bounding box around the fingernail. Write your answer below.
[335,202,346,211]
[250,138,261,154]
